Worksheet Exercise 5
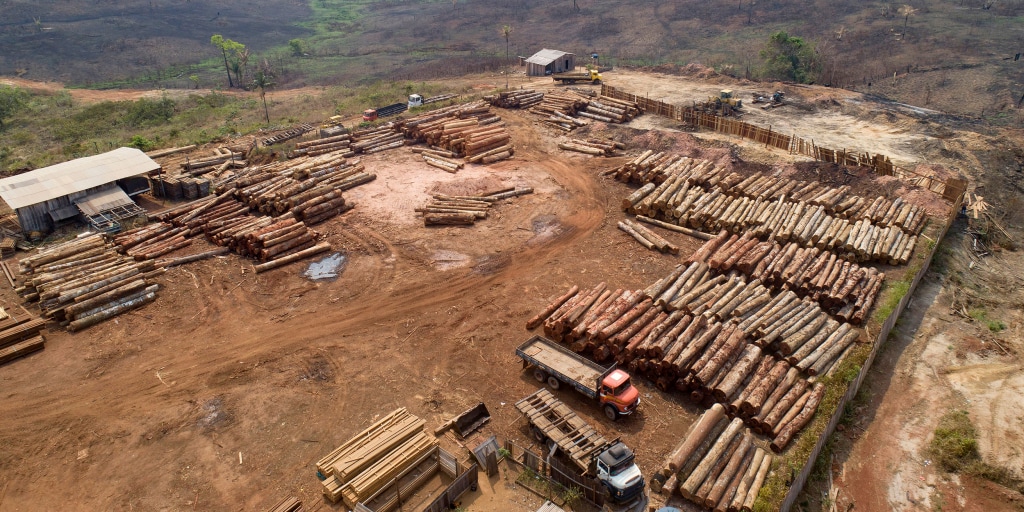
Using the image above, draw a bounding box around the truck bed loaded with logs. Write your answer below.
[515,388,645,503]
[516,335,640,420]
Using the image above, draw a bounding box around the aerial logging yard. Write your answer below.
[0,67,971,512]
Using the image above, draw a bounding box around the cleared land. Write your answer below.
[0,71,1021,512]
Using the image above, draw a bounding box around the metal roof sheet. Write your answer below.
[0,147,159,210]
[74,186,135,216]
[525,49,573,65]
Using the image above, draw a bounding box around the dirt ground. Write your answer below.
[0,71,1022,512]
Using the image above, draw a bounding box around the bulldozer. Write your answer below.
[698,89,743,116]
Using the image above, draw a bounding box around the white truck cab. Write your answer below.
[595,442,645,502]
[408,94,423,108]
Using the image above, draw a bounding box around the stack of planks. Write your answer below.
[418,187,534,226]
[654,405,775,511]
[266,497,302,512]
[0,259,17,288]
[318,408,437,507]
[485,89,544,109]
[262,123,315,146]
[616,156,923,265]
[557,138,624,157]
[0,306,46,365]
[17,234,163,331]
[292,132,352,157]
[180,148,245,174]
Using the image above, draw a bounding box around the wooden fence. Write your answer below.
[504,440,606,512]
[421,463,479,512]
[600,84,968,201]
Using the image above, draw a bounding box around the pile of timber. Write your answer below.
[654,406,774,510]
[618,218,679,254]
[558,138,624,157]
[411,147,464,173]
[16,234,163,331]
[576,95,641,124]
[617,158,920,264]
[112,222,193,261]
[714,174,928,234]
[318,408,437,507]
[181,148,246,174]
[349,124,407,155]
[542,111,589,132]
[419,187,534,226]
[529,91,590,117]
[152,197,334,272]
[292,132,352,157]
[0,306,46,365]
[151,174,214,200]
[696,230,885,324]
[266,497,302,512]
[485,89,544,109]
[395,102,511,164]
[1,259,18,288]
[262,123,315,146]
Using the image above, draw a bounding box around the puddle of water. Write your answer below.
[304,253,347,281]
[432,250,471,270]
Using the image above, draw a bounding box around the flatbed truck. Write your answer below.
[552,69,603,84]
[515,388,645,503]
[516,335,639,421]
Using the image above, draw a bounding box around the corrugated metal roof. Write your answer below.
[525,49,573,65]
[74,186,135,216]
[0,147,159,210]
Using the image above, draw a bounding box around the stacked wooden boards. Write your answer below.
[0,305,46,365]
[318,408,437,507]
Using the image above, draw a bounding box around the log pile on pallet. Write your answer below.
[653,405,777,511]
[615,156,924,264]
[558,138,624,157]
[0,306,46,365]
[16,234,163,331]
[418,187,534,226]
[318,408,438,507]
[485,89,544,109]
[262,123,315,146]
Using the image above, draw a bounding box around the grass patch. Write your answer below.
[872,278,911,324]
[929,410,1024,493]
[967,308,1007,333]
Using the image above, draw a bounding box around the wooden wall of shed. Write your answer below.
[14,183,122,233]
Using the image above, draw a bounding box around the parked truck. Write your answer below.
[515,335,639,421]
[361,102,408,122]
[552,69,603,84]
[516,388,645,503]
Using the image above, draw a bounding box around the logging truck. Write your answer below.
[515,335,640,421]
[552,69,603,84]
[515,388,645,503]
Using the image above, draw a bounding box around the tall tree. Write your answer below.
[501,25,513,90]
[210,35,245,88]
[898,4,918,38]
[251,67,275,124]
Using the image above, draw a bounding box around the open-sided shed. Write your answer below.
[525,49,575,76]
[0,147,158,233]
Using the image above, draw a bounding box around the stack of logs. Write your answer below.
[528,92,641,125]
[485,89,544,109]
[557,138,624,157]
[149,197,333,273]
[16,234,164,331]
[543,111,589,132]
[0,306,46,365]
[618,218,679,254]
[293,133,352,157]
[348,124,407,155]
[653,405,779,511]
[529,91,590,117]
[396,103,512,164]
[694,230,884,324]
[616,155,923,264]
[418,187,534,226]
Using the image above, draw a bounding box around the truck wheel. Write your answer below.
[531,426,546,443]
[604,404,619,421]
[546,376,561,390]
[533,369,548,383]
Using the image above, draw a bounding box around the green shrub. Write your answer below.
[929,410,979,472]
[127,135,155,151]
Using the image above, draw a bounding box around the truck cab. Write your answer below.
[595,442,645,502]
[408,94,423,108]
[598,369,640,420]
[361,109,378,122]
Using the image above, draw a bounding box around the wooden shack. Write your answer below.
[0,147,157,233]
[525,49,576,76]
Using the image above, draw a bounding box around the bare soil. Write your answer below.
[0,71,1021,512]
